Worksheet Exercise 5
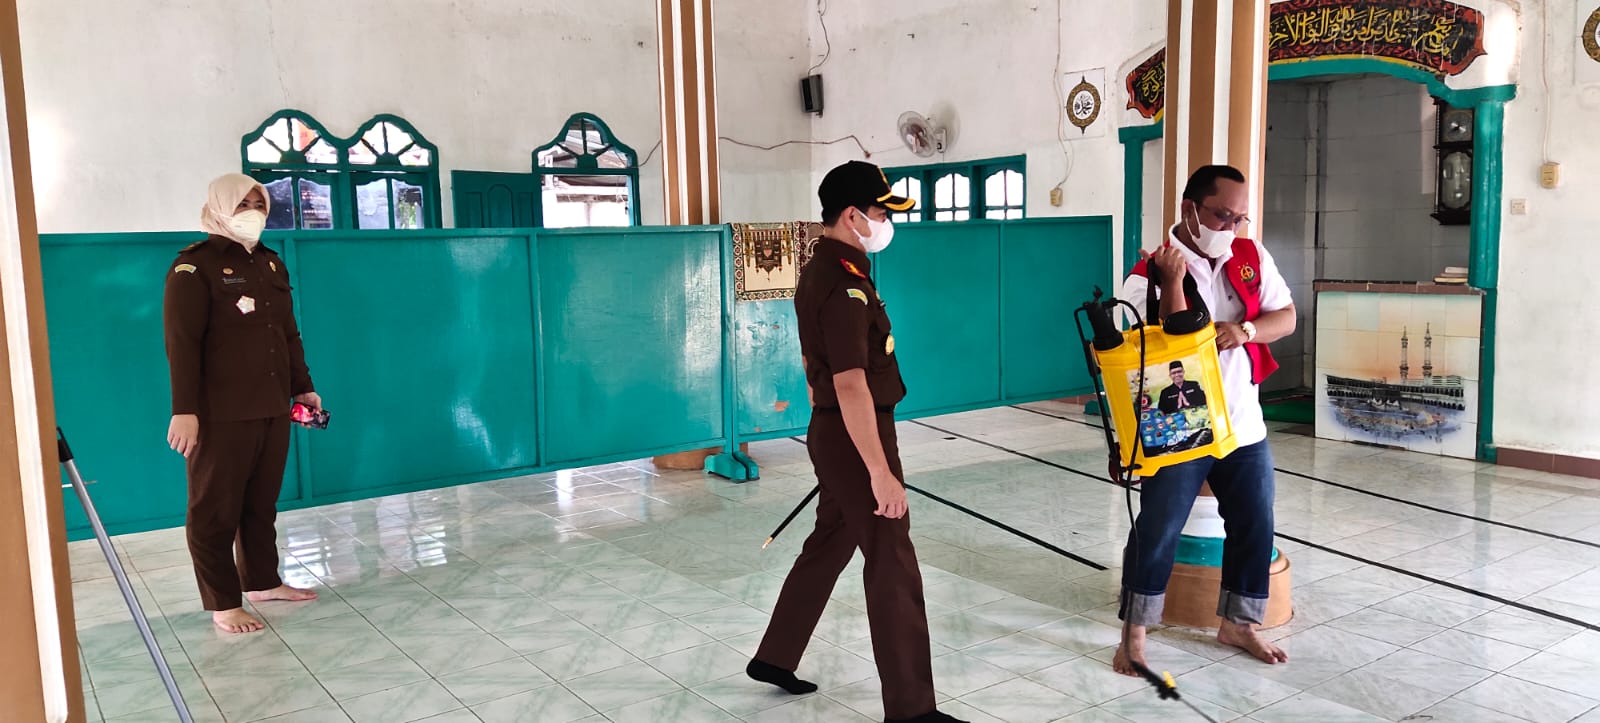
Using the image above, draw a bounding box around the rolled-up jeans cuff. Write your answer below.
[1217,590,1267,625]
[1119,589,1165,626]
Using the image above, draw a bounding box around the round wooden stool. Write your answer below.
[1156,484,1293,629]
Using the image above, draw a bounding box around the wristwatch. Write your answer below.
[1242,321,1258,342]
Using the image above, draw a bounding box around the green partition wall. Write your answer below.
[42,217,1110,540]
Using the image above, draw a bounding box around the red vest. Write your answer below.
[1130,237,1279,385]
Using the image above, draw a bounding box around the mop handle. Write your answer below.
[58,429,193,723]
[763,486,820,548]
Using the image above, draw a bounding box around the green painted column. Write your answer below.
[1118,124,1164,278]
[1469,99,1505,462]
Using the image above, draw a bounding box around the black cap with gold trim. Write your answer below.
[819,160,916,215]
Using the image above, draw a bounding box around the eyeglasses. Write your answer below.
[1200,203,1251,229]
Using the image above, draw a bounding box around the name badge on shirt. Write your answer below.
[236,296,256,315]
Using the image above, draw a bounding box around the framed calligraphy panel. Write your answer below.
[1268,0,1487,77]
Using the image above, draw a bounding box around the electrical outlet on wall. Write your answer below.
[1540,162,1560,189]
[1049,187,1063,206]
[1509,198,1528,215]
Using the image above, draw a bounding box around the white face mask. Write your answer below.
[1186,205,1235,258]
[227,210,268,243]
[856,212,895,254]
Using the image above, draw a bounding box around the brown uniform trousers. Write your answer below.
[756,409,934,719]
[756,236,934,720]
[163,235,313,611]
[186,417,289,611]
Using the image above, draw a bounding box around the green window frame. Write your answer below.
[241,110,442,230]
[884,155,1026,223]
[532,113,641,228]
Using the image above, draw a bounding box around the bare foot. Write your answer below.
[1218,620,1288,665]
[212,608,264,634]
[1112,624,1147,677]
[246,584,318,603]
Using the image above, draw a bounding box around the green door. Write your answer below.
[451,171,538,228]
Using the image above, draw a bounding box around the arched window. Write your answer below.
[347,116,441,230]
[242,111,341,230]
[240,110,442,230]
[533,113,640,228]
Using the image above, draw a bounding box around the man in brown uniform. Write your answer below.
[746,161,965,723]
[164,174,321,633]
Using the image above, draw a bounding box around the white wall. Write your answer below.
[1494,0,1600,459]
[801,0,1164,271]
[712,0,814,221]
[18,0,811,233]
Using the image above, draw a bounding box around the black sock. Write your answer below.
[745,659,818,695]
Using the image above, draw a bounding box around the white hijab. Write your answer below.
[200,173,270,243]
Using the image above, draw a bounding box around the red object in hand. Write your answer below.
[291,402,329,429]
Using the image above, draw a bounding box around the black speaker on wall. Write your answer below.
[800,74,824,115]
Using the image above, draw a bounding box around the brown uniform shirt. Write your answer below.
[163,235,313,422]
[796,237,906,410]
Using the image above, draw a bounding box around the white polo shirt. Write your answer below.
[1118,229,1293,447]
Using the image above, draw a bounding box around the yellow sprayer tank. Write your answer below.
[1095,322,1237,476]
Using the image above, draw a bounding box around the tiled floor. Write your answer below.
[69,403,1600,722]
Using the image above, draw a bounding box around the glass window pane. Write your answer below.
[541,174,632,228]
[1006,208,1023,220]
[537,146,576,169]
[955,209,970,222]
[299,178,334,229]
[934,175,954,209]
[400,145,432,167]
[393,179,425,229]
[263,178,296,230]
[349,140,377,166]
[264,119,291,154]
[891,177,921,210]
[361,125,389,155]
[356,179,392,230]
[289,119,320,152]
[594,148,630,169]
[306,139,339,165]
[985,172,1006,208]
[247,138,282,165]
[935,210,954,222]
[934,173,970,210]
[985,208,1006,220]
[984,169,1023,213]
[382,123,413,154]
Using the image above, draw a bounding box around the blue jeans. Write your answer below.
[1119,440,1276,626]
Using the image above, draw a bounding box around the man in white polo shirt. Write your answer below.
[1114,165,1295,674]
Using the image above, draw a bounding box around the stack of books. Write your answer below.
[1433,266,1469,285]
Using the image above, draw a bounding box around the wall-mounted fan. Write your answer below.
[897,111,948,158]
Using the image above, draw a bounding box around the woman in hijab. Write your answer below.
[163,173,323,633]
